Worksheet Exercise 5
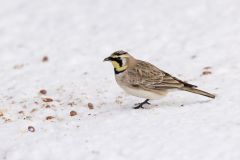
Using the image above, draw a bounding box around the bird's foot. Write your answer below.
[133,99,151,109]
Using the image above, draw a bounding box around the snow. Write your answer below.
[0,0,240,159]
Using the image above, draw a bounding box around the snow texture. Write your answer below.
[0,0,240,160]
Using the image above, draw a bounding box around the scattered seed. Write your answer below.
[46,116,54,120]
[70,111,77,116]
[202,71,212,75]
[28,126,35,132]
[39,89,47,95]
[42,98,53,102]
[42,56,48,62]
[88,103,94,109]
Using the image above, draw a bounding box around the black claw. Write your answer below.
[133,105,144,109]
[133,99,151,109]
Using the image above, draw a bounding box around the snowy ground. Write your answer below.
[1,0,240,159]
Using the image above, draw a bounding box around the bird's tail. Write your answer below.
[181,87,215,99]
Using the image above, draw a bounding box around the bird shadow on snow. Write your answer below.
[122,98,212,110]
[152,99,212,109]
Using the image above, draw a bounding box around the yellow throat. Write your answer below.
[111,61,127,72]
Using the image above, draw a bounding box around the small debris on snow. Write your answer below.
[0,111,3,117]
[28,126,35,132]
[42,98,53,102]
[46,116,55,120]
[39,89,47,95]
[202,71,212,75]
[42,56,49,62]
[70,111,77,116]
[202,66,212,76]
[88,103,94,109]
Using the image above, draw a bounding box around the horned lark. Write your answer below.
[104,50,215,109]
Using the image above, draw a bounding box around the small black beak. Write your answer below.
[103,57,111,62]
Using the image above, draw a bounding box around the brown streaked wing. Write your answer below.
[127,60,188,90]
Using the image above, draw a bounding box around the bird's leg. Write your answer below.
[133,99,151,109]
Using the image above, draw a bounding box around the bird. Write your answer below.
[104,50,215,109]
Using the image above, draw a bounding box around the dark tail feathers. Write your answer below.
[181,87,215,99]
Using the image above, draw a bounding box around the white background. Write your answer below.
[0,0,240,160]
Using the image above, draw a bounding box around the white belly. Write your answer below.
[120,85,166,100]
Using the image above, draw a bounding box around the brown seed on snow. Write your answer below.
[202,71,212,75]
[70,111,77,116]
[42,56,48,62]
[88,103,94,109]
[0,111,3,117]
[39,89,47,95]
[28,126,35,132]
[42,98,53,102]
[46,116,54,120]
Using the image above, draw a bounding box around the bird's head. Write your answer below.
[104,50,131,74]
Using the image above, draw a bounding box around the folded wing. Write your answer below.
[128,60,197,90]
